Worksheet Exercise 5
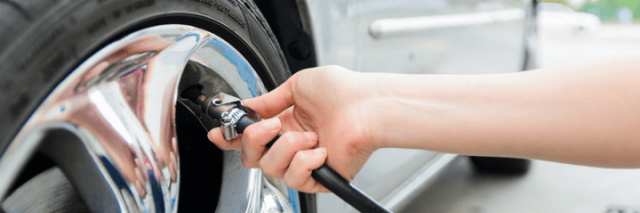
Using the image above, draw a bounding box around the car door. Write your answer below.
[300,0,533,212]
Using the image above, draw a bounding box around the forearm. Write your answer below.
[369,56,640,168]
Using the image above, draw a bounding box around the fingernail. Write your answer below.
[304,132,316,140]
[263,118,281,130]
[314,147,326,154]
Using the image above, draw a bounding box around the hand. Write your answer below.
[208,65,383,193]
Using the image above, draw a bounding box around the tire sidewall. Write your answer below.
[0,0,289,154]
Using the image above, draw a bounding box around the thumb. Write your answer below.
[243,73,298,118]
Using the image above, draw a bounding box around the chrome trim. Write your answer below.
[381,154,459,212]
[0,25,298,213]
[369,9,526,38]
[215,151,299,213]
[263,176,295,213]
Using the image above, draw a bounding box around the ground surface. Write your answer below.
[400,24,640,213]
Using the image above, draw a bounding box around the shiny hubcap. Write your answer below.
[0,25,299,213]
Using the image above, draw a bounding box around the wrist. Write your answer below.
[356,72,404,149]
[343,72,388,150]
[367,73,470,150]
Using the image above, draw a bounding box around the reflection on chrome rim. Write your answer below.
[0,25,299,213]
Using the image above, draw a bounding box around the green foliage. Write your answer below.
[541,0,568,5]
[579,0,640,20]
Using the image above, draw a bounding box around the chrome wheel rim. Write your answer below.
[0,24,299,213]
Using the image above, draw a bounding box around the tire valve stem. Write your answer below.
[181,86,392,213]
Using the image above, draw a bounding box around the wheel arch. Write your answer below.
[253,0,318,74]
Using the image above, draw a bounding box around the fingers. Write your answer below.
[207,118,281,152]
[243,73,299,118]
[259,132,318,178]
[240,118,282,167]
[207,127,242,150]
[284,147,330,193]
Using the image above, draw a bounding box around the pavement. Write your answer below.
[400,24,640,213]
[400,157,640,213]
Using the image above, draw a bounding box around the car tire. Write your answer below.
[2,167,89,213]
[469,156,531,175]
[0,0,314,212]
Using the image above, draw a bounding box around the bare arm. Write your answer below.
[208,56,640,193]
[373,55,640,167]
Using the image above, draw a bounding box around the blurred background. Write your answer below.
[401,0,640,212]
[537,0,640,67]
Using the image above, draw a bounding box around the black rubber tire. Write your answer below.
[2,167,89,213]
[469,156,531,175]
[0,0,315,212]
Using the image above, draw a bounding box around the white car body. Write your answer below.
[538,3,601,34]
